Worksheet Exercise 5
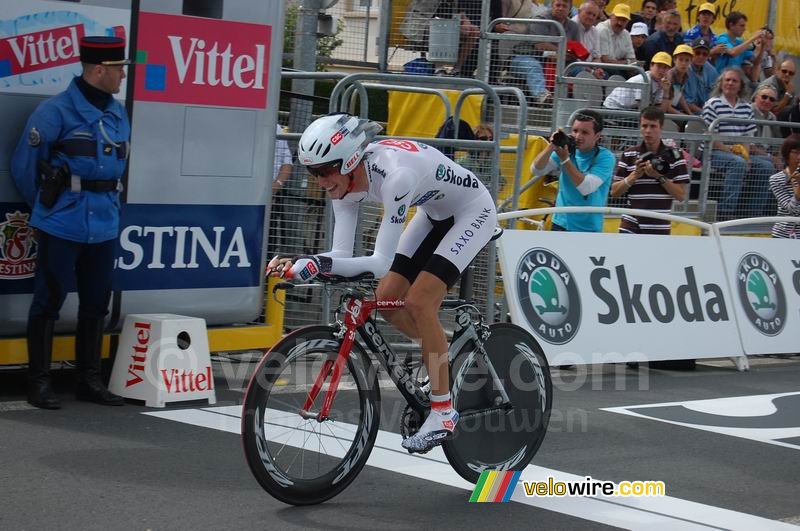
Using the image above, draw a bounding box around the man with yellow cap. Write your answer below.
[11,36,133,409]
[597,3,637,75]
[683,3,717,45]
[604,51,672,110]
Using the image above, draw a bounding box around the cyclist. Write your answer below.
[268,113,497,453]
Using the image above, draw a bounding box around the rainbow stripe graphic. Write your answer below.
[469,471,522,502]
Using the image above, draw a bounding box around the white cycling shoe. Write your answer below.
[402,408,459,453]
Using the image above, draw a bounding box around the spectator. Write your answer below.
[778,100,800,138]
[748,84,782,214]
[450,0,482,77]
[604,51,672,110]
[641,9,683,67]
[572,1,602,63]
[758,27,777,79]
[10,37,132,409]
[611,106,689,234]
[630,22,650,63]
[683,2,717,46]
[267,124,294,259]
[591,0,609,23]
[492,0,537,84]
[684,37,719,115]
[531,110,616,232]
[714,11,766,73]
[663,44,694,115]
[597,3,636,74]
[702,67,774,219]
[628,0,658,35]
[509,0,580,103]
[751,84,782,138]
[768,135,800,238]
[763,59,797,115]
[456,123,496,179]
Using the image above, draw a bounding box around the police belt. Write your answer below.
[52,138,129,160]
[69,175,123,193]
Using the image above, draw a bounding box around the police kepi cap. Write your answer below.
[691,37,711,50]
[80,36,132,65]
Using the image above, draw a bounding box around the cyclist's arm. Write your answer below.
[322,175,412,278]
[318,199,359,259]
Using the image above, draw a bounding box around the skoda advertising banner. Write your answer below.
[498,231,744,365]
[718,237,800,355]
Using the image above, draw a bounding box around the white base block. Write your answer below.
[109,314,216,408]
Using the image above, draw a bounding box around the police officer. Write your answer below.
[11,36,132,409]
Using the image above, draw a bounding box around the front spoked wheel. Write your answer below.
[443,323,552,483]
[241,325,380,505]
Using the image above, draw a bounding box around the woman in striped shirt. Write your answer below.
[702,67,776,219]
[768,135,800,239]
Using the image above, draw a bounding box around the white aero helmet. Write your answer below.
[298,113,383,175]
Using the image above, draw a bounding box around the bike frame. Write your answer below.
[300,292,511,422]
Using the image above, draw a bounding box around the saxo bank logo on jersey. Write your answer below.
[516,249,580,345]
[134,12,271,108]
[736,253,786,336]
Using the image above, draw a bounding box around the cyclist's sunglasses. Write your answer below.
[307,161,341,178]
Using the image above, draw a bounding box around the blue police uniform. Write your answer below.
[11,35,131,409]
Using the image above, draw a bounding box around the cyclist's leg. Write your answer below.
[378,212,450,338]
[402,193,497,452]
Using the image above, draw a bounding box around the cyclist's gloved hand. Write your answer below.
[284,255,332,281]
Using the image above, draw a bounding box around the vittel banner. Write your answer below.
[113,204,264,291]
[0,0,129,96]
[497,231,744,365]
[134,12,271,109]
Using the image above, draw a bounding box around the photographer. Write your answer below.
[531,110,616,232]
[611,107,689,234]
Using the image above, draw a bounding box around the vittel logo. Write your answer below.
[136,12,271,108]
[0,25,85,77]
[167,36,265,89]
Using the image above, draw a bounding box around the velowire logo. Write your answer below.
[516,248,580,344]
[736,253,786,336]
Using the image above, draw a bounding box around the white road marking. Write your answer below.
[602,392,800,451]
[145,406,796,530]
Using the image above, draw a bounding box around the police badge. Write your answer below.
[28,127,41,147]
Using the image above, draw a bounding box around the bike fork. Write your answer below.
[300,331,356,422]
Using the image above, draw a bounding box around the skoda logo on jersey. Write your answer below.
[516,248,580,345]
[435,164,446,181]
[736,253,786,336]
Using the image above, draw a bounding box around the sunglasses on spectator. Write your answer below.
[307,161,341,177]
[781,69,796,75]
[759,94,777,102]
[477,135,493,141]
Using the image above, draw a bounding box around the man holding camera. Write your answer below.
[531,110,616,232]
[610,107,689,234]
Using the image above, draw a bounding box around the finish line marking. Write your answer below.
[144,406,795,530]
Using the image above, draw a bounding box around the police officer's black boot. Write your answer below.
[27,317,61,410]
[75,319,124,406]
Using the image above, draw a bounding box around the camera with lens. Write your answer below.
[551,130,577,154]
[639,147,680,175]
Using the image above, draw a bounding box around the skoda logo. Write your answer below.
[435,164,446,180]
[516,248,580,345]
[398,205,406,217]
[737,253,786,336]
